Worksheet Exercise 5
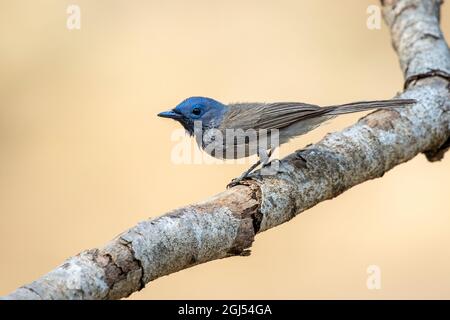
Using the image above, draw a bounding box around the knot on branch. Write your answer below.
[404,69,450,89]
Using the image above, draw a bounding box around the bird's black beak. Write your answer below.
[157,109,183,120]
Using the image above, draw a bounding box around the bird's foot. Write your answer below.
[227,171,254,188]
[227,161,261,188]
[227,177,246,189]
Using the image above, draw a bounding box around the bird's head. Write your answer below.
[158,96,226,135]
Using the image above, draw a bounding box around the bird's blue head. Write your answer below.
[158,97,227,135]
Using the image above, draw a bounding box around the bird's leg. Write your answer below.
[227,148,272,188]
[260,148,274,167]
[227,160,261,187]
[261,148,287,175]
[226,160,260,188]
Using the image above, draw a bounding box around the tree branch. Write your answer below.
[2,0,449,300]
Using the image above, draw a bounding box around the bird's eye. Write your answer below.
[192,107,201,116]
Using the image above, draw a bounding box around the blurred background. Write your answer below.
[0,0,449,299]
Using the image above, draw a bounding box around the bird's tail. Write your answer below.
[323,99,416,116]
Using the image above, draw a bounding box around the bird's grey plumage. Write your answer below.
[221,102,322,130]
[212,99,415,155]
[223,99,410,131]
[157,96,416,186]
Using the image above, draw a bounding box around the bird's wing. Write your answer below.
[222,102,324,130]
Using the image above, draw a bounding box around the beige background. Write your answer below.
[0,0,449,299]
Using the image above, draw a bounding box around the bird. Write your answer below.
[158,96,416,186]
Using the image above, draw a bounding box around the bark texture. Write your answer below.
[2,0,449,300]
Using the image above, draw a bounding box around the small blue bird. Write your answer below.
[158,96,415,186]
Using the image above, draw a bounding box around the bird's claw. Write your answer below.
[227,177,245,188]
